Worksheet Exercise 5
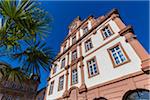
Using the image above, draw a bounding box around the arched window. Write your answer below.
[123,89,150,100]
[93,97,107,100]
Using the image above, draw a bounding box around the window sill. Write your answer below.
[113,59,131,68]
[88,72,99,79]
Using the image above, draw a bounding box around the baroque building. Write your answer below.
[45,9,150,100]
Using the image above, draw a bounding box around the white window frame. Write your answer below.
[85,39,93,52]
[87,57,99,77]
[72,50,77,61]
[53,65,57,74]
[101,25,113,39]
[83,27,88,34]
[72,35,76,44]
[49,81,54,95]
[109,44,128,66]
[63,44,67,51]
[58,75,64,91]
[61,58,65,68]
[72,68,78,85]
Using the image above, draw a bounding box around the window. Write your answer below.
[61,58,65,68]
[53,65,57,74]
[72,50,77,61]
[101,25,113,39]
[123,89,150,100]
[71,23,77,29]
[49,81,54,95]
[71,68,78,85]
[63,44,67,51]
[83,27,88,34]
[58,75,64,91]
[87,57,99,77]
[72,35,76,44]
[85,39,93,52]
[108,43,129,67]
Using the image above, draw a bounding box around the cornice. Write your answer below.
[119,25,134,36]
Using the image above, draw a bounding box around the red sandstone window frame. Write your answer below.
[53,64,57,75]
[84,38,93,52]
[86,56,100,78]
[70,65,78,85]
[107,42,131,68]
[71,49,77,61]
[83,26,89,34]
[58,75,64,91]
[101,24,114,40]
[49,80,54,95]
[61,58,66,69]
[72,35,77,45]
[63,43,67,52]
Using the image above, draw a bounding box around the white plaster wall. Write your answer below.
[69,52,71,65]
[77,46,80,58]
[46,70,66,100]
[68,37,71,47]
[51,54,68,78]
[70,37,72,46]
[88,20,92,30]
[60,46,63,53]
[83,36,142,88]
[79,28,84,37]
[82,19,120,57]
[76,31,79,40]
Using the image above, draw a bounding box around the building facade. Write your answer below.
[0,62,39,100]
[45,9,150,100]
[36,87,46,100]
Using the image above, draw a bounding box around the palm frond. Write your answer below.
[12,41,53,76]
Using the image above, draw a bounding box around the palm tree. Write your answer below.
[0,66,26,82]
[0,0,53,82]
[12,42,53,77]
[0,0,51,50]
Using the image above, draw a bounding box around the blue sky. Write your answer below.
[0,1,149,90]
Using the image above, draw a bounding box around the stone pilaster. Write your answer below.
[63,53,70,98]
[119,25,150,73]
[79,43,87,93]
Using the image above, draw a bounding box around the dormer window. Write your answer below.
[53,64,57,74]
[63,44,67,51]
[71,23,77,29]
[72,35,76,44]
[83,27,88,34]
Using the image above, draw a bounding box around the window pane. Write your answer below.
[110,45,127,66]
[72,68,78,84]
[61,58,65,68]
[102,25,113,39]
[85,39,93,52]
[58,76,64,91]
[88,58,98,77]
